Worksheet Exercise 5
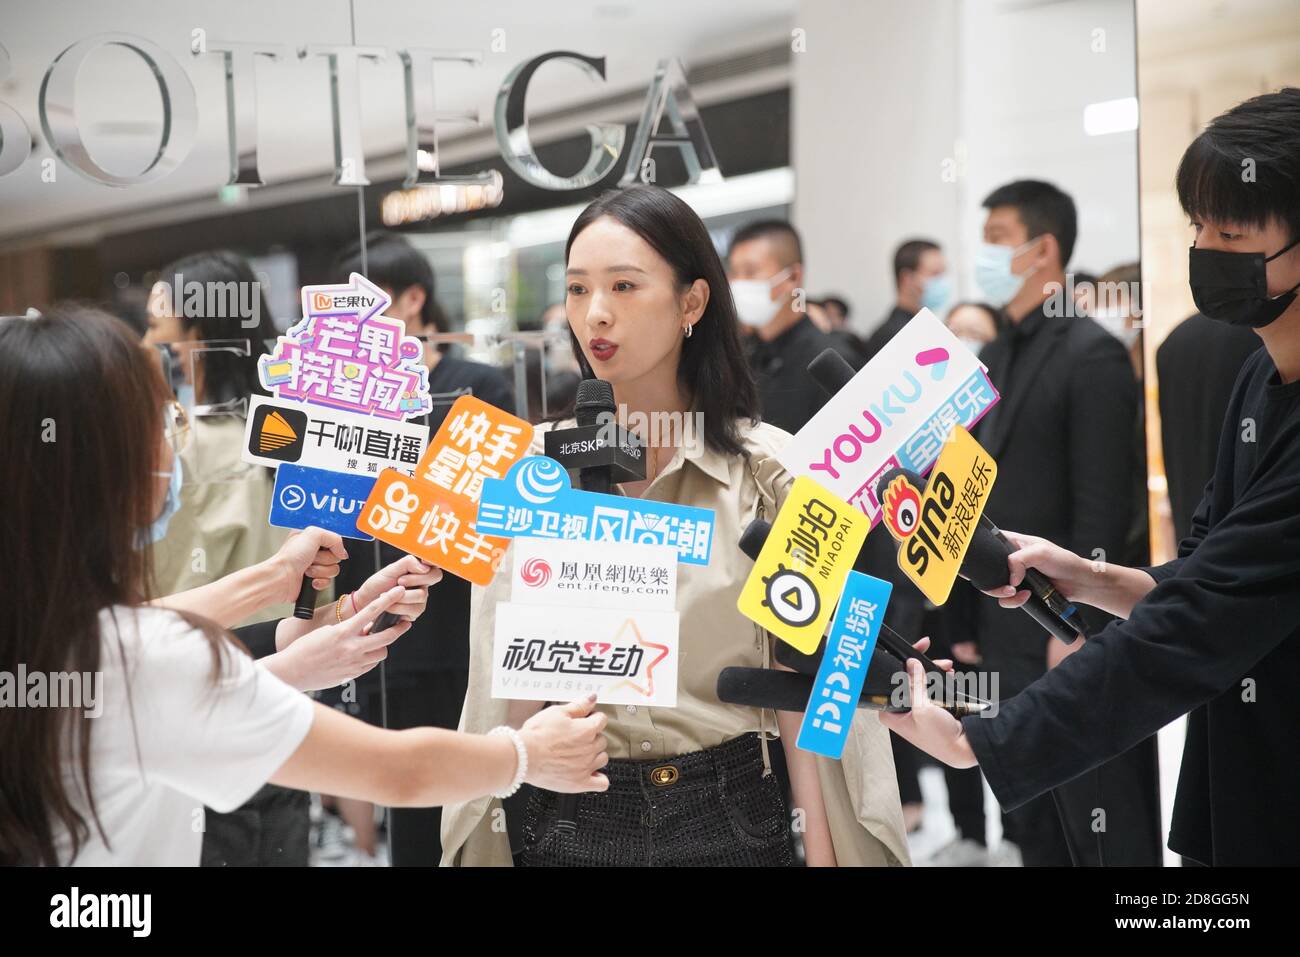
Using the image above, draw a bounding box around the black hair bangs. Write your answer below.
[1176,88,1300,241]
[1176,133,1272,232]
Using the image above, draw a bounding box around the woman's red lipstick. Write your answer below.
[589,338,618,361]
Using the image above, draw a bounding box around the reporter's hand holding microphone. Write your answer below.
[981,531,1157,624]
[517,695,611,794]
[267,557,442,692]
[270,526,350,604]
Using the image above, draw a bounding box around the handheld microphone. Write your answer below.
[716,667,988,718]
[875,466,1086,645]
[806,347,1085,645]
[292,577,316,620]
[545,379,646,834]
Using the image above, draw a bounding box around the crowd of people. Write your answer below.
[2,86,1298,867]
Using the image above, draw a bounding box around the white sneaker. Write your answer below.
[311,813,353,866]
[987,840,1024,867]
[921,837,989,867]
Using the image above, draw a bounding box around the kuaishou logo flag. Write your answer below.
[880,425,996,605]
[737,476,870,654]
[357,394,535,585]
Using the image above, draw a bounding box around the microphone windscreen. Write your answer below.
[716,667,813,711]
[738,518,771,562]
[874,465,926,505]
[959,526,1015,590]
[807,348,857,397]
[574,378,615,426]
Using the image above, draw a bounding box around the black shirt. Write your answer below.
[745,316,862,435]
[862,305,912,362]
[338,353,515,684]
[1156,313,1261,541]
[964,346,1300,864]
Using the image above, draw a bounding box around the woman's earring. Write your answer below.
[683,322,693,339]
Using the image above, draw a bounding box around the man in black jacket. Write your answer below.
[964,180,1161,865]
[728,220,862,434]
[863,239,949,361]
[883,87,1300,866]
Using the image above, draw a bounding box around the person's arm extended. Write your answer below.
[153,528,348,628]
[773,688,837,867]
[886,435,1300,807]
[986,531,1157,621]
[271,694,611,807]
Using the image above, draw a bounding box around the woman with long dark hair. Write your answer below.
[0,306,608,866]
[442,185,910,866]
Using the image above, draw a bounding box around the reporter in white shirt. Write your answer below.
[0,305,609,866]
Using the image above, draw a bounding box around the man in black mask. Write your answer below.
[881,87,1300,867]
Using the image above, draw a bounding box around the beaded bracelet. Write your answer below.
[488,726,528,798]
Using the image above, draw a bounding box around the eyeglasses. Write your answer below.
[163,399,192,456]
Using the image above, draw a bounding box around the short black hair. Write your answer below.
[893,239,941,283]
[156,249,278,405]
[1177,87,1300,244]
[821,295,850,319]
[982,180,1077,267]
[728,220,803,266]
[333,232,452,351]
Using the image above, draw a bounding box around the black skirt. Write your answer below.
[519,733,793,867]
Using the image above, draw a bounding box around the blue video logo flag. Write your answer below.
[269,463,376,541]
[796,571,893,759]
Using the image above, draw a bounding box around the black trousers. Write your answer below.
[519,733,792,867]
[200,784,310,867]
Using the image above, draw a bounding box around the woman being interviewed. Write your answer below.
[0,306,608,867]
[441,185,910,866]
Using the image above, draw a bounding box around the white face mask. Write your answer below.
[730,267,793,328]
[1093,309,1141,349]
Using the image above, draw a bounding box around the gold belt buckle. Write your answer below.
[650,764,679,787]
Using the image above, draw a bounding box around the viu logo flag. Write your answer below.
[270,464,376,540]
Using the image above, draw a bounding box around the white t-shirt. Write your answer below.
[55,606,314,866]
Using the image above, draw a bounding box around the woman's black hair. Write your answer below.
[334,232,452,353]
[1177,87,1300,243]
[563,185,760,458]
[155,250,278,405]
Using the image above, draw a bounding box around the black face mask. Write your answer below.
[1189,235,1300,328]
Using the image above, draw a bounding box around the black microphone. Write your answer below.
[717,667,988,718]
[875,467,1086,645]
[805,347,1086,645]
[292,576,316,620]
[544,379,646,835]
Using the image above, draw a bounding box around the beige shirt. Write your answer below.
[151,415,293,625]
[441,417,909,866]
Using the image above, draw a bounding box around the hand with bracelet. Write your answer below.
[262,555,442,692]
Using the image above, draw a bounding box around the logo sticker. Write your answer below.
[737,476,869,654]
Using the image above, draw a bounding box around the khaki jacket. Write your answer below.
[441,417,909,866]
